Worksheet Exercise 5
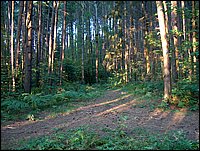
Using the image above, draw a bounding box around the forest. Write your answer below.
[1,1,199,150]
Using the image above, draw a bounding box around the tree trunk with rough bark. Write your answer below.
[24,1,33,93]
[156,1,172,100]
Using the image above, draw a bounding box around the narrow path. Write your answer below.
[1,89,199,150]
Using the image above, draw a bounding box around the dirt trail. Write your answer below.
[1,89,199,149]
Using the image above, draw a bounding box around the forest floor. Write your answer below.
[1,89,199,150]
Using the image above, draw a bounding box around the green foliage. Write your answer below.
[158,100,169,109]
[171,79,199,110]
[122,81,163,99]
[145,31,161,48]
[84,63,96,84]
[108,70,128,87]
[17,127,199,150]
[23,94,52,109]
[1,97,30,121]
[63,58,81,82]
[1,98,30,113]
[1,83,107,122]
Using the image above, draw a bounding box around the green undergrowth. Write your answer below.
[121,81,163,99]
[2,79,198,122]
[120,80,199,111]
[1,83,109,122]
[16,126,199,150]
[171,79,199,110]
[120,81,163,111]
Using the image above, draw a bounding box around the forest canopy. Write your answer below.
[1,1,199,150]
[1,1,199,105]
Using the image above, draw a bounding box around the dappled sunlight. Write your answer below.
[2,90,130,129]
[135,107,193,138]
[1,91,133,131]
[95,99,136,116]
[149,108,171,120]
[1,120,37,130]
[149,108,164,117]
[76,94,132,111]
[54,99,137,130]
[137,108,170,125]
[166,108,187,130]
[58,93,132,117]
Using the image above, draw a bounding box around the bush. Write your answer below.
[171,79,199,109]
[17,127,199,150]
[63,58,81,82]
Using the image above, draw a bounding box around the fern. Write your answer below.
[1,99,30,112]
[63,91,81,100]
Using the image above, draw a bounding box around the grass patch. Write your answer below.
[16,126,199,150]
[1,83,109,122]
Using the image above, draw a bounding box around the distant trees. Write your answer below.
[60,1,66,85]
[1,1,199,102]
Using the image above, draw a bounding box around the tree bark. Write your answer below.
[95,1,99,83]
[36,1,42,87]
[81,2,85,84]
[142,1,150,80]
[60,1,66,85]
[45,2,50,60]
[192,1,197,78]
[171,1,179,83]
[52,1,59,73]
[48,1,55,86]
[24,1,33,93]
[15,1,24,80]
[10,1,15,91]
[21,1,27,89]
[156,1,172,100]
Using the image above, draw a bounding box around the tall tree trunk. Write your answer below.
[133,18,138,81]
[124,1,129,83]
[52,1,59,74]
[129,1,134,81]
[148,1,154,81]
[24,1,33,93]
[142,1,150,80]
[10,1,15,91]
[48,1,55,86]
[181,1,186,41]
[192,1,197,78]
[163,1,169,35]
[180,1,189,78]
[45,2,50,60]
[7,1,11,91]
[36,1,42,87]
[156,1,172,100]
[15,1,24,80]
[70,21,74,60]
[171,1,179,83]
[81,2,85,84]
[22,1,27,89]
[60,1,66,85]
[95,1,99,83]
[121,2,125,72]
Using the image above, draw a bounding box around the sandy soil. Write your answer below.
[1,89,199,149]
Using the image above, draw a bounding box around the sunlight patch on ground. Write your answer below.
[1,120,37,130]
[52,99,137,130]
[95,99,136,116]
[137,108,171,125]
[166,109,187,130]
[57,93,132,117]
